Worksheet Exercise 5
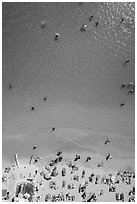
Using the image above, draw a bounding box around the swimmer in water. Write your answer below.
[54,33,59,41]
[89,15,93,21]
[95,22,99,28]
[121,82,127,88]
[120,103,125,107]
[80,24,87,32]
[128,89,135,94]
[41,21,46,29]
[51,127,55,132]
[104,138,110,145]
[33,146,37,150]
[123,60,130,67]
[31,106,35,111]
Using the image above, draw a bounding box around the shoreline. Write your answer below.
[3,149,135,172]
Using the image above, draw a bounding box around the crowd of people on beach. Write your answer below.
[2,149,135,202]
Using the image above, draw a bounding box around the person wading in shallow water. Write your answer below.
[8,84,12,89]
[104,138,110,145]
[57,151,62,156]
[106,153,112,161]
[85,156,91,162]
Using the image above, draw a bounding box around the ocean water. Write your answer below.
[2,2,135,164]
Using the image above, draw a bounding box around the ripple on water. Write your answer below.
[85,2,135,60]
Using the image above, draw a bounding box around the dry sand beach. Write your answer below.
[2,2,135,202]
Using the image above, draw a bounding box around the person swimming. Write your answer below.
[54,33,59,41]
[31,106,35,111]
[51,127,55,132]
